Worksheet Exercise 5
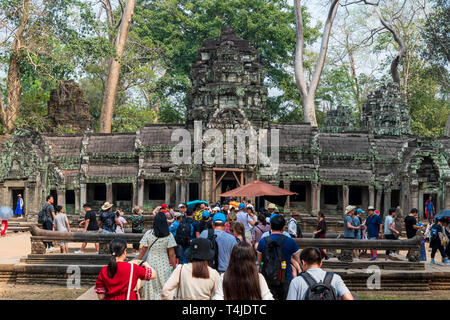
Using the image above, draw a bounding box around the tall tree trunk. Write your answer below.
[99,0,136,133]
[1,0,30,132]
[294,0,339,127]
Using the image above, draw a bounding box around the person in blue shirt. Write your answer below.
[257,214,300,300]
[363,206,383,261]
[169,212,183,237]
[425,196,435,223]
[199,213,238,272]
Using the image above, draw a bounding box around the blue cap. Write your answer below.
[202,211,210,219]
[238,203,246,210]
[212,213,226,223]
[270,213,278,221]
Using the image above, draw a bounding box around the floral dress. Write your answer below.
[140,229,177,300]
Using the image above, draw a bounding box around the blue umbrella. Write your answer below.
[435,209,450,219]
[186,200,208,209]
[0,206,13,220]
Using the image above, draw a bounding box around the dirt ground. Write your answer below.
[0,283,89,300]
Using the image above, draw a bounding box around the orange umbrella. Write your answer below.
[220,180,297,197]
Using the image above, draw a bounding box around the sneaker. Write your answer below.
[353,258,360,262]
[74,250,84,254]
[431,259,436,264]
[370,257,377,261]
[443,258,449,264]
[95,252,99,254]
[324,256,330,260]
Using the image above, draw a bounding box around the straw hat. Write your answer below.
[101,202,114,211]
[345,205,356,214]
[268,203,277,210]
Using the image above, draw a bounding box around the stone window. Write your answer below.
[114,184,132,201]
[349,186,363,206]
[149,183,165,200]
[65,190,75,204]
[290,182,306,202]
[93,184,106,201]
[391,190,400,208]
[323,186,338,205]
[189,183,199,202]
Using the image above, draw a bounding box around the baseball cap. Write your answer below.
[178,203,186,208]
[212,213,226,223]
[202,211,211,219]
[238,203,246,210]
[213,206,221,212]
[368,206,375,210]
[161,204,167,209]
[270,213,279,222]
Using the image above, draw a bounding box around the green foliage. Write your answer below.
[111,99,157,132]
[132,0,321,117]
[408,60,449,137]
[423,0,450,66]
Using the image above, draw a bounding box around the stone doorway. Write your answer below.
[11,188,25,215]
[422,193,437,220]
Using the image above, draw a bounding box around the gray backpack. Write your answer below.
[300,272,338,300]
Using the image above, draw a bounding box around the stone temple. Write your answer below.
[1,27,450,220]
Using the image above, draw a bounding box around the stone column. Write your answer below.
[80,183,87,209]
[106,183,113,204]
[202,168,212,203]
[369,186,375,208]
[137,178,144,208]
[418,189,424,220]
[284,180,291,209]
[180,179,186,204]
[342,185,349,215]
[132,182,138,208]
[186,182,190,203]
[375,187,382,211]
[383,188,391,216]
[175,180,180,206]
[75,188,80,216]
[165,180,171,204]
[57,189,65,209]
[445,184,450,209]
[311,182,320,216]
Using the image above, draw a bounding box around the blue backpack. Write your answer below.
[430,224,440,240]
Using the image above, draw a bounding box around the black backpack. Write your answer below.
[290,218,303,238]
[301,271,338,300]
[38,204,51,224]
[175,219,193,247]
[207,228,219,270]
[261,235,287,286]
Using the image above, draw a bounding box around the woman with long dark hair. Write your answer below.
[233,222,248,243]
[138,211,177,300]
[95,238,156,300]
[214,241,273,300]
[161,238,220,300]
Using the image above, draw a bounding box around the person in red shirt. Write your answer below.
[95,238,157,300]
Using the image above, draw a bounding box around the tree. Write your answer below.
[294,0,339,127]
[0,0,30,132]
[423,0,449,66]
[99,0,136,133]
[0,0,102,133]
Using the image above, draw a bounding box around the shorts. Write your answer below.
[59,242,68,247]
[101,229,114,234]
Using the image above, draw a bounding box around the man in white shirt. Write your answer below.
[287,247,353,300]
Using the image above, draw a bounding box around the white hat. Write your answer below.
[101,202,114,211]
[345,205,356,214]
[174,211,184,218]
[213,206,221,212]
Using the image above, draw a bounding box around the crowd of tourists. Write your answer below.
[342,204,450,265]
[85,199,353,300]
[36,195,450,300]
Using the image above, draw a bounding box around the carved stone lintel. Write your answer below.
[338,249,353,262]
[31,241,46,254]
